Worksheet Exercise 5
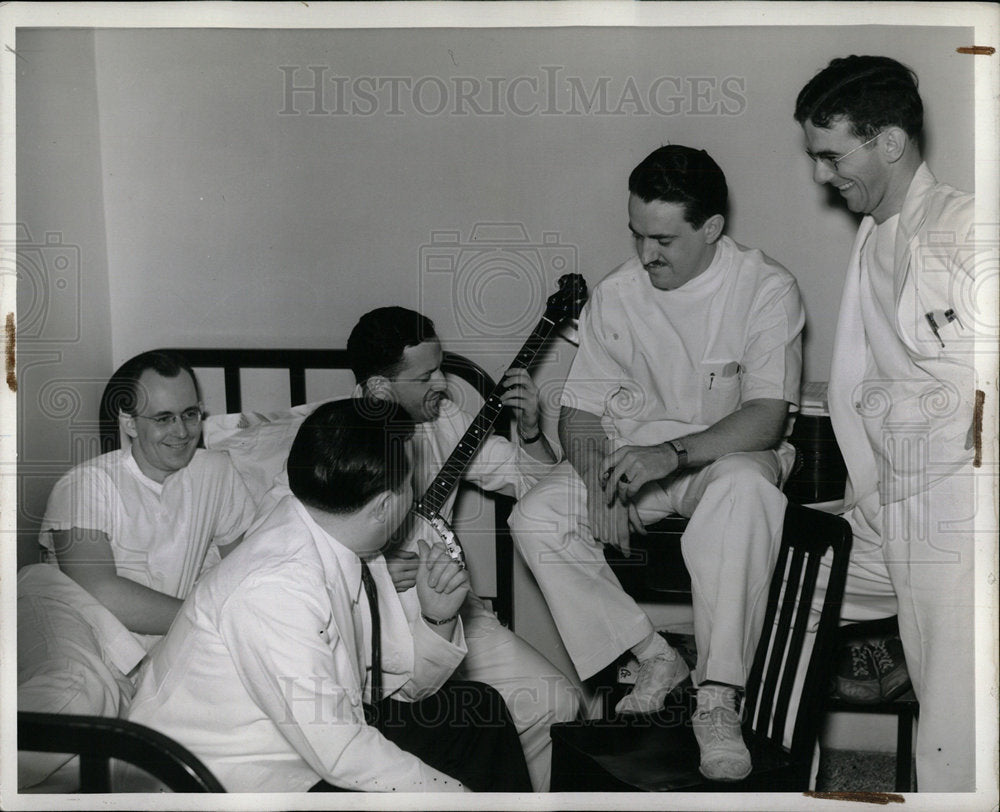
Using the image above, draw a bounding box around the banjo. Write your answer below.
[395,273,588,566]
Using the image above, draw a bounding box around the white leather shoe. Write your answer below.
[614,650,690,715]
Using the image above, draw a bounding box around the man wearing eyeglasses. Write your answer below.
[34,350,256,682]
[795,55,978,791]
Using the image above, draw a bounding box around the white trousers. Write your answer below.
[508,450,791,686]
[454,593,582,792]
[814,472,977,792]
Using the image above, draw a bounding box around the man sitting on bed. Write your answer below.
[344,306,581,792]
[125,398,531,792]
[27,350,256,697]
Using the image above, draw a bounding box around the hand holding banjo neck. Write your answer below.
[395,273,588,568]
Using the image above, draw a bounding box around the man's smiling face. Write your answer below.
[383,339,449,423]
[803,118,894,222]
[124,369,202,482]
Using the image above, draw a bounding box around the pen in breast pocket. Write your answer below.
[925,312,944,347]
[924,310,961,348]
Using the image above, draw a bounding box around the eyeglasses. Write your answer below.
[808,132,882,173]
[133,407,205,428]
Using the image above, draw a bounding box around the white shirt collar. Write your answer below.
[123,448,166,495]
[288,496,363,604]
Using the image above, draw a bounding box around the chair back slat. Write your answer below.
[743,540,788,726]
[789,514,852,757]
[742,502,852,768]
[754,544,804,735]
[770,549,824,745]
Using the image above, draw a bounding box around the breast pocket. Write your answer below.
[318,613,336,648]
[700,361,742,425]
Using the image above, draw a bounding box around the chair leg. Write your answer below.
[895,709,914,792]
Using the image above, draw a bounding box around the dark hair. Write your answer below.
[99,350,200,452]
[346,307,438,385]
[287,397,415,514]
[794,55,923,142]
[628,145,728,229]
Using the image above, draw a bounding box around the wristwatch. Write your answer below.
[667,438,688,469]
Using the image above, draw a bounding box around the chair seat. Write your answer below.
[550,701,803,792]
[826,686,918,715]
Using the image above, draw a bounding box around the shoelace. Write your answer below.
[850,645,873,677]
[868,640,894,672]
[694,707,740,743]
[634,652,678,686]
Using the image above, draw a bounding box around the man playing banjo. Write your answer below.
[346,305,581,792]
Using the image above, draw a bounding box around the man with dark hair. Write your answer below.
[32,349,255,680]
[346,306,580,792]
[795,55,979,791]
[346,306,438,386]
[510,144,805,781]
[97,349,201,452]
[126,399,531,792]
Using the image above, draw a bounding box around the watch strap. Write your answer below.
[667,438,688,469]
[422,613,459,626]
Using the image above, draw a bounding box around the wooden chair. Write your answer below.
[18,711,225,792]
[550,501,852,792]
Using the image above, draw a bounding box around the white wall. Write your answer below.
[15,29,113,567]
[88,26,973,375]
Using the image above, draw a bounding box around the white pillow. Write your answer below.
[202,401,326,504]
[17,569,132,789]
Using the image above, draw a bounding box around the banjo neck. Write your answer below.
[414,313,558,520]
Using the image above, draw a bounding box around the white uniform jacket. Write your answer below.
[828,163,978,507]
[126,495,468,793]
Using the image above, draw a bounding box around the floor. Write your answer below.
[815,749,914,792]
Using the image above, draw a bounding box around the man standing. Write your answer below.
[346,307,581,792]
[795,55,979,791]
[510,145,804,781]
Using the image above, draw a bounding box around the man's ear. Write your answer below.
[364,375,393,402]
[881,126,908,164]
[120,412,138,440]
[702,214,725,245]
[369,489,394,524]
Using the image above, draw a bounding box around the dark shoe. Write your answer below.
[833,643,881,704]
[868,635,911,701]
